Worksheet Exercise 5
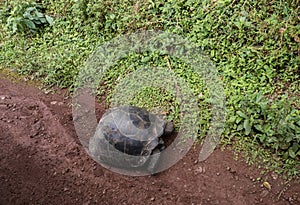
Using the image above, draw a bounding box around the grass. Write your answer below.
[0,0,299,178]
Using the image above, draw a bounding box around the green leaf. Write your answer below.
[12,21,18,33]
[45,15,53,25]
[288,148,296,158]
[26,7,36,13]
[254,124,263,132]
[24,19,36,30]
[255,92,263,103]
[236,110,247,118]
[258,134,266,143]
[244,118,251,135]
[237,124,244,131]
[39,17,47,24]
[23,12,34,20]
[36,11,44,18]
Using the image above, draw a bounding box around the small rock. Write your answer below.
[271,172,278,180]
[0,95,10,100]
[44,90,51,94]
[63,187,69,192]
[216,172,220,176]
[150,197,155,201]
[50,101,57,105]
[288,196,294,202]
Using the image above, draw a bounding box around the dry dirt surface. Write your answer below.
[0,75,299,205]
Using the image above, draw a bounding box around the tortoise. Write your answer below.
[88,105,174,174]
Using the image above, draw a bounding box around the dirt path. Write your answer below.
[0,75,299,205]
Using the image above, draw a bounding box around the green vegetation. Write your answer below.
[4,1,53,33]
[0,0,299,178]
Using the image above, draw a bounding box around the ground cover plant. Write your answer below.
[0,0,299,178]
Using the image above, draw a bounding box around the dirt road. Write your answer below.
[0,75,299,205]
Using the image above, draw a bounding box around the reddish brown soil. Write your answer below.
[0,75,299,205]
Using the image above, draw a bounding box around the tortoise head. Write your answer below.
[141,137,159,156]
[164,121,174,134]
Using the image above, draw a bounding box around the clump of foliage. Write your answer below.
[228,92,300,159]
[1,1,53,33]
[0,0,299,177]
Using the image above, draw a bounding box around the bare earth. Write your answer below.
[0,75,299,205]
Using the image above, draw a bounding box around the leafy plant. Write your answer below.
[5,1,53,33]
[228,91,300,159]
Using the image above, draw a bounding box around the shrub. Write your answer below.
[4,1,53,33]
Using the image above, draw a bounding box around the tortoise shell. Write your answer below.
[89,105,173,172]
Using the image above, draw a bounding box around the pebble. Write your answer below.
[50,101,57,105]
[271,172,278,180]
[0,95,10,100]
[150,197,155,201]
